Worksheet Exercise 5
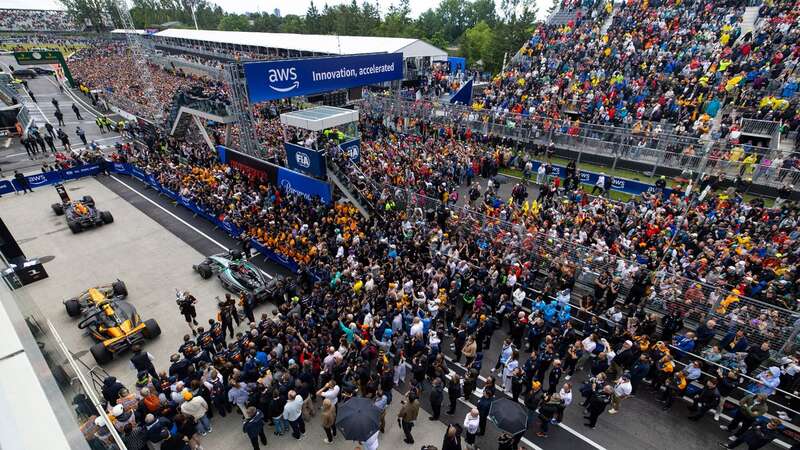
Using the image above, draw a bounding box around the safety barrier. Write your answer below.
[0,162,312,277]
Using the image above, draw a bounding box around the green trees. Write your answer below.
[217,13,250,31]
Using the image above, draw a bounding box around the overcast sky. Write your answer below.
[1,0,553,19]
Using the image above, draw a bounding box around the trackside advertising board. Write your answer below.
[243,53,404,102]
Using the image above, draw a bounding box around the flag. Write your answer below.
[450,78,474,105]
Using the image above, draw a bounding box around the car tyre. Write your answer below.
[143,319,161,339]
[51,203,64,215]
[65,298,81,317]
[81,195,95,207]
[112,280,127,298]
[68,221,81,234]
[90,342,113,365]
[197,263,212,279]
[100,211,114,224]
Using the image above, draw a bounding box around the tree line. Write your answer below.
[58,0,542,72]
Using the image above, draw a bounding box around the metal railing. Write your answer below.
[361,95,800,188]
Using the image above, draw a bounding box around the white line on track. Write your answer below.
[109,174,274,279]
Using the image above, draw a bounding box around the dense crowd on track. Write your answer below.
[0,9,78,31]
[78,109,800,449]
[10,0,797,448]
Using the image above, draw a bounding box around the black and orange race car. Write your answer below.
[51,183,113,233]
[63,280,160,364]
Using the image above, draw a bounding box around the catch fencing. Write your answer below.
[361,96,799,188]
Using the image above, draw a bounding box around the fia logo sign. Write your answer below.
[295,152,311,168]
[268,67,299,93]
[347,145,360,160]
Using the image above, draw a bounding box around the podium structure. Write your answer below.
[280,106,361,178]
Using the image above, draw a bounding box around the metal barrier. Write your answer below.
[740,117,782,138]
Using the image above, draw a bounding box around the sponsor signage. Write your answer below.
[217,145,278,183]
[14,50,62,65]
[277,167,332,203]
[284,142,326,178]
[243,53,404,102]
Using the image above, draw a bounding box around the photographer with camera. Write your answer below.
[176,290,199,335]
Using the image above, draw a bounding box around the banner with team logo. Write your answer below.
[284,142,326,178]
[243,53,404,103]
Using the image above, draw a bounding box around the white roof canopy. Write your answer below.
[154,28,447,60]
[280,106,359,132]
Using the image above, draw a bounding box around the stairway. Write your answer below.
[547,8,583,26]
[170,112,193,139]
[739,6,760,40]
[327,166,371,220]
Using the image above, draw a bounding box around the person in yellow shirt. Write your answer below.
[741,153,757,175]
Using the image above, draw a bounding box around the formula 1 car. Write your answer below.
[51,183,113,233]
[193,250,277,302]
[63,280,161,364]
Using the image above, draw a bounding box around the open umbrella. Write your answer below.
[489,397,529,435]
[335,397,381,441]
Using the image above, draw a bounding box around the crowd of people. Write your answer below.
[74,115,800,450]
[0,8,79,31]
[67,43,228,121]
[455,0,800,181]
[15,1,797,449]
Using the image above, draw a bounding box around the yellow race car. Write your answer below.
[63,280,160,364]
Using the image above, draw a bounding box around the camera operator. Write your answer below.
[176,290,199,335]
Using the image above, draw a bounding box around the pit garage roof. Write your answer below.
[280,106,359,132]
[154,28,448,60]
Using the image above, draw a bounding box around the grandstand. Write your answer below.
[0,8,79,32]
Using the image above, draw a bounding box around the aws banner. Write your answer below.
[244,53,404,102]
[285,142,326,178]
[277,167,332,204]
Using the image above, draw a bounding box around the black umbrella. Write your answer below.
[489,397,529,435]
[335,397,381,441]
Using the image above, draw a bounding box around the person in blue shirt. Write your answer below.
[673,332,697,361]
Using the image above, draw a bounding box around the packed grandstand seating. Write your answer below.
[0,8,79,31]
[67,43,229,120]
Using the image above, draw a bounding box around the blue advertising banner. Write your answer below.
[244,53,404,102]
[11,170,61,190]
[277,167,332,203]
[61,164,101,181]
[527,161,673,198]
[216,145,228,164]
[0,179,14,195]
[339,138,361,163]
[111,162,131,175]
[284,142,326,178]
[131,166,146,181]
